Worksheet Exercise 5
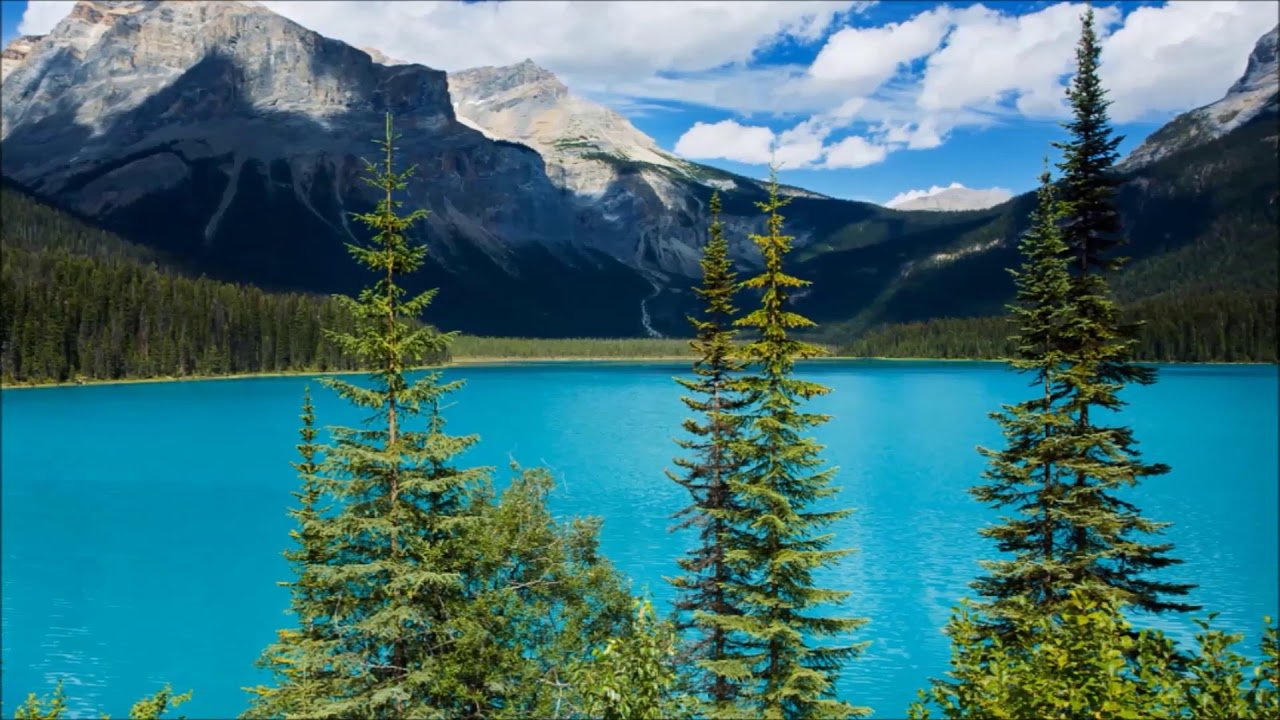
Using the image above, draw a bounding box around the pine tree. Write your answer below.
[1050,7,1196,614]
[12,682,192,720]
[246,113,489,717]
[969,164,1076,626]
[667,191,752,714]
[244,387,337,718]
[719,168,868,719]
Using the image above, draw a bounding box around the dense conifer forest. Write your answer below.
[0,183,424,384]
[838,288,1277,362]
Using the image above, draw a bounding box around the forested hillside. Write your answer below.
[0,183,383,384]
[831,109,1279,363]
[838,289,1277,362]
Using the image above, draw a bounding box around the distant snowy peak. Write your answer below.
[1121,25,1278,170]
[885,183,1013,212]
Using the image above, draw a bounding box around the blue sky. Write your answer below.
[4,1,1274,205]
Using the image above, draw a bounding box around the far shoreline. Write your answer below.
[2,355,1274,391]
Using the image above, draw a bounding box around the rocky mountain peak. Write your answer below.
[1,0,459,143]
[1,35,44,82]
[1121,25,1278,170]
[451,58,568,102]
[447,58,685,199]
[1229,24,1278,96]
[359,46,407,66]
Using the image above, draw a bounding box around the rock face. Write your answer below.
[1120,25,1278,170]
[450,59,683,192]
[0,0,687,335]
[1,35,44,82]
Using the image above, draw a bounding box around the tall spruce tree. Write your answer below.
[245,387,337,718]
[246,113,490,717]
[718,169,868,719]
[1050,7,1195,614]
[667,191,751,714]
[969,164,1076,626]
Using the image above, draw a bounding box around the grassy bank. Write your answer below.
[7,335,1269,391]
[448,336,699,359]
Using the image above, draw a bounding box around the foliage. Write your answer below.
[12,682,192,720]
[431,465,659,718]
[718,168,869,718]
[1046,7,1195,615]
[571,599,691,720]
[0,246,367,385]
[123,686,194,720]
[967,165,1078,629]
[246,115,682,718]
[247,113,489,717]
[0,185,377,385]
[242,388,337,718]
[835,288,1277,363]
[667,192,754,713]
[910,592,1279,719]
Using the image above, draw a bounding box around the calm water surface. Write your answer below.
[3,361,1277,717]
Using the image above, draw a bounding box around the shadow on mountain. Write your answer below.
[1,50,659,337]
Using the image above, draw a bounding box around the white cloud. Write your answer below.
[822,135,888,169]
[884,182,1013,208]
[252,1,864,84]
[808,8,951,92]
[917,2,1122,118]
[1100,1,1279,122]
[674,120,776,165]
[16,1,74,35]
[17,0,1272,173]
[880,120,944,150]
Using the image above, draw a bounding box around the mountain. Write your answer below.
[806,25,1278,338]
[884,183,1013,212]
[1120,25,1278,170]
[0,0,892,337]
[447,57,834,278]
[1,1,1274,342]
[0,0,667,336]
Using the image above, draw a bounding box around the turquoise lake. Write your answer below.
[2,361,1277,717]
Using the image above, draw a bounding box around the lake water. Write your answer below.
[2,361,1277,718]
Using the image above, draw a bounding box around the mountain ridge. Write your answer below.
[1,1,1274,340]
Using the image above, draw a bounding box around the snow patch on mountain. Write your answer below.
[885,182,1013,212]
[1121,25,1278,170]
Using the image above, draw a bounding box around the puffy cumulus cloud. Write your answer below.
[880,120,944,150]
[917,2,1121,117]
[1100,1,1278,122]
[884,182,1013,209]
[672,0,1269,171]
[252,0,864,83]
[674,120,777,165]
[808,7,952,93]
[673,98,952,171]
[821,135,888,169]
[15,1,75,35]
[20,0,1271,173]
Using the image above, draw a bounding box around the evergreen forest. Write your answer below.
[9,11,1280,720]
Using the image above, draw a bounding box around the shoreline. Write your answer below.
[2,356,1273,390]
